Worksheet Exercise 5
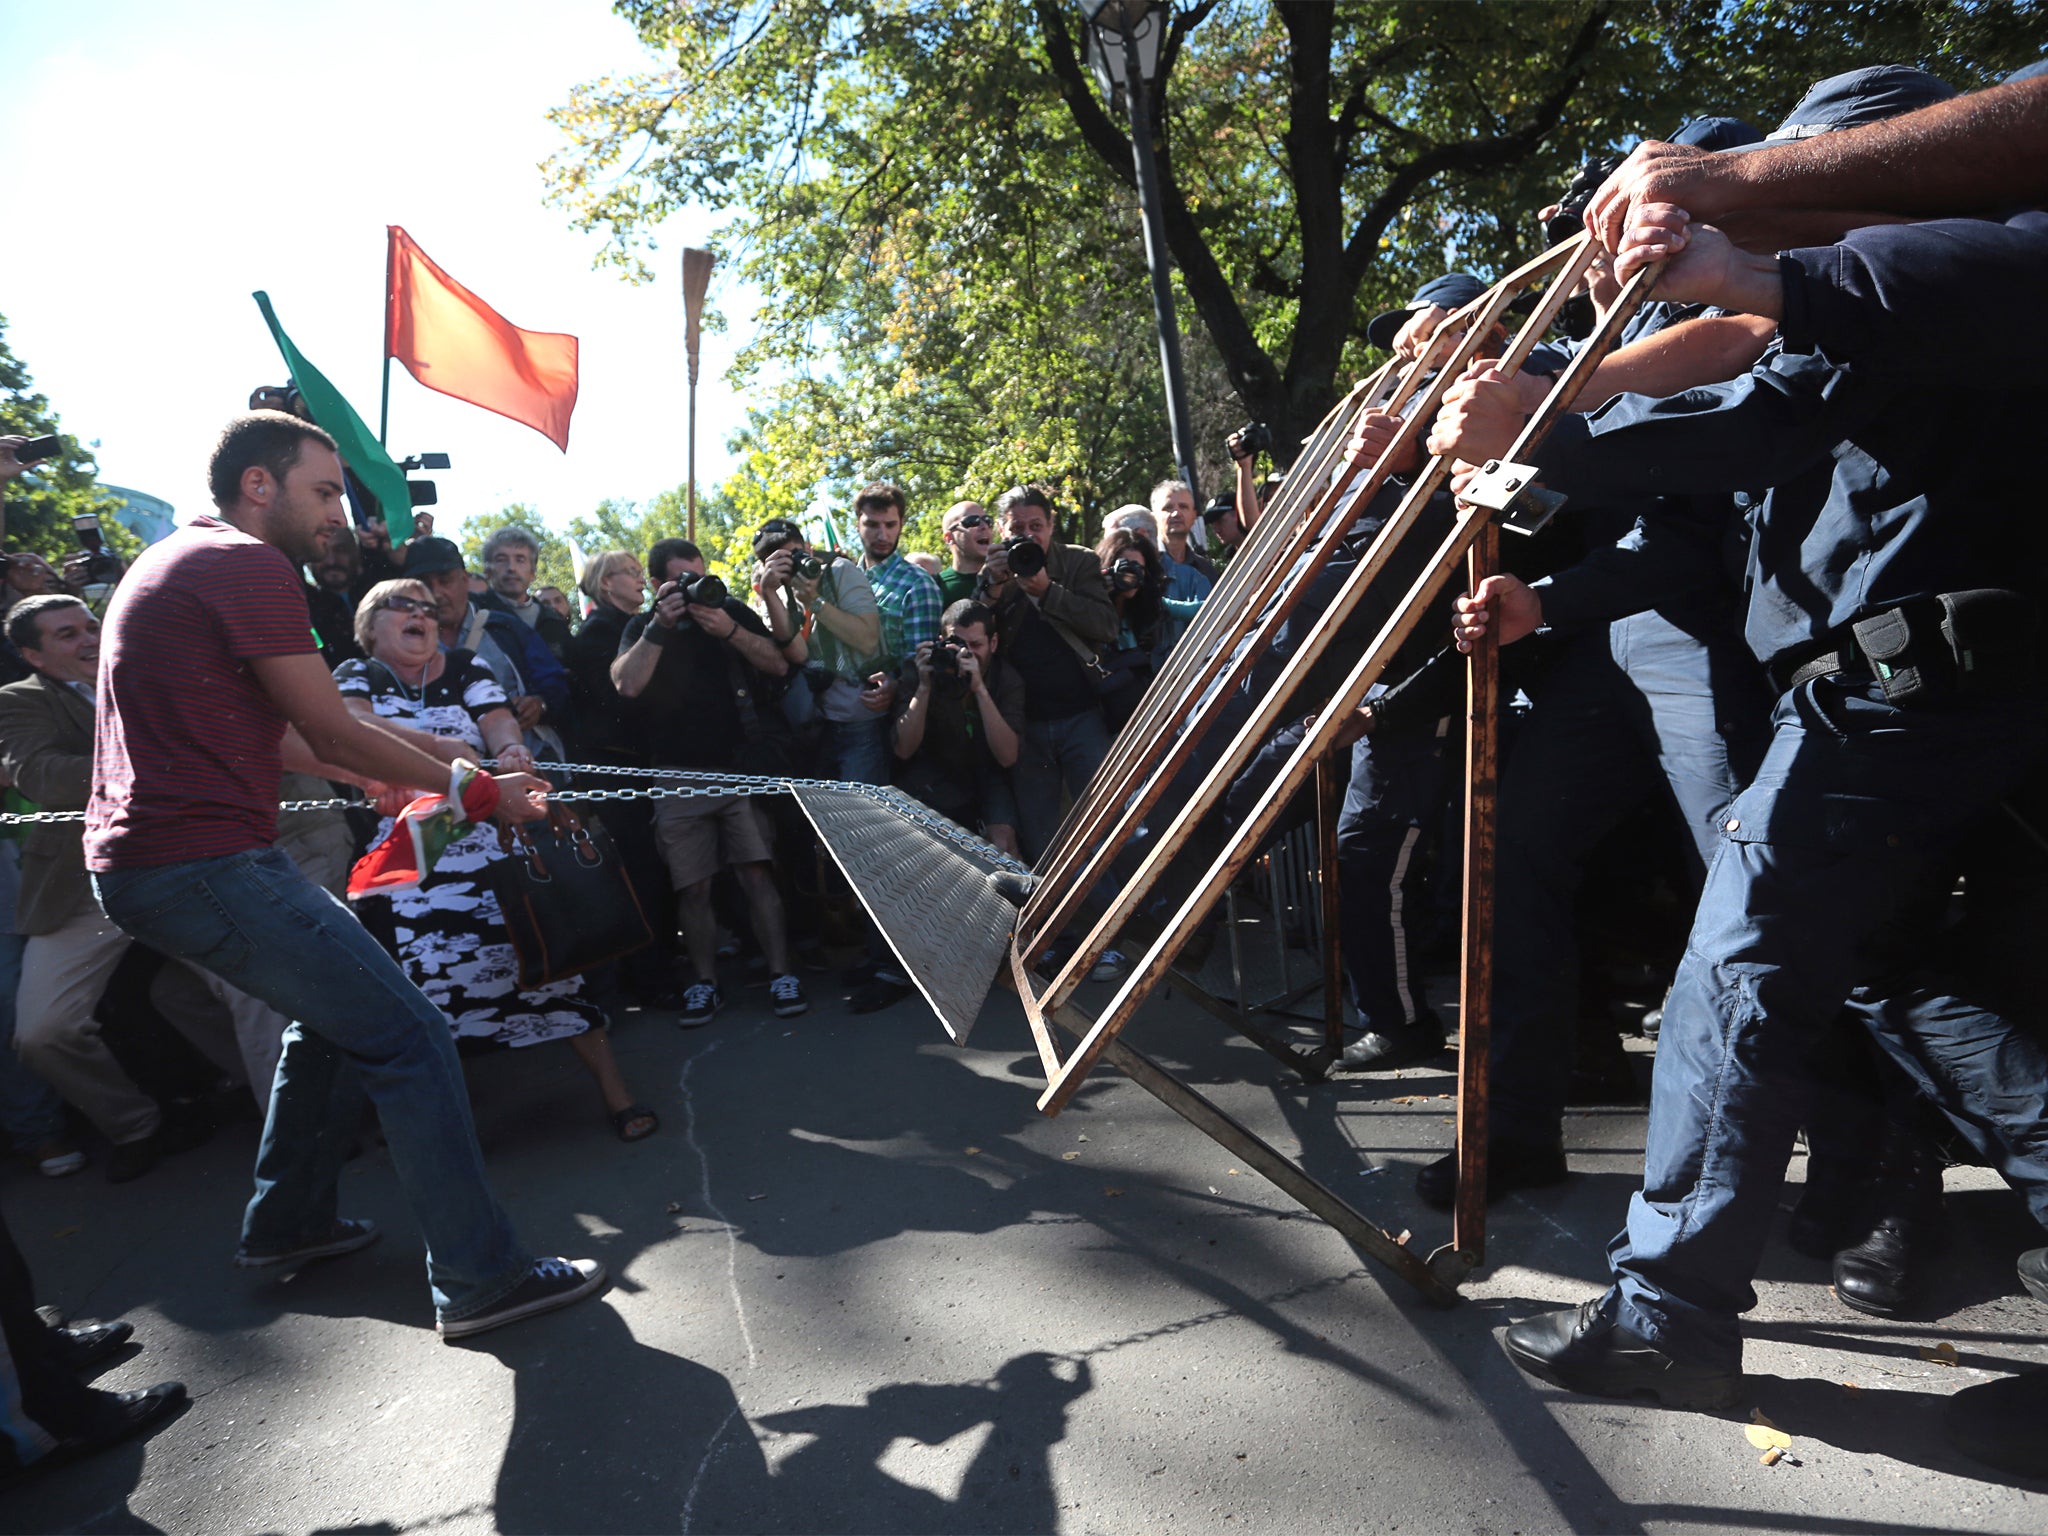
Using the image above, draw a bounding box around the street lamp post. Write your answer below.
[1082,0,1200,507]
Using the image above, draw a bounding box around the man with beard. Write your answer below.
[86,412,604,1342]
[854,481,943,671]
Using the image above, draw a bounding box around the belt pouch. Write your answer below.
[1938,589,2037,698]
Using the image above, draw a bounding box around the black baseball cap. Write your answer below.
[1200,490,1238,524]
[402,536,466,578]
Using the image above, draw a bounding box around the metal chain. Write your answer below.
[0,762,1025,873]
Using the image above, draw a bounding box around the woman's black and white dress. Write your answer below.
[334,652,603,1050]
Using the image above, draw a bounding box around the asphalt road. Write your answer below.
[5,958,2045,1534]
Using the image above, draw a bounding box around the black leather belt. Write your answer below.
[1777,647,1872,692]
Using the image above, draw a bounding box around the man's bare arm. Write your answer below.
[1590,75,2048,248]
[1579,312,1779,404]
[251,652,546,819]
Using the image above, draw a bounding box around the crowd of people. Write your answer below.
[0,53,2043,1488]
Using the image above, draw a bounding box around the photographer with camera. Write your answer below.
[613,548,808,1026]
[1094,528,1197,737]
[891,599,1024,858]
[978,486,1118,861]
[753,518,893,785]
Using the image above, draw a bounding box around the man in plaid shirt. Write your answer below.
[854,482,943,670]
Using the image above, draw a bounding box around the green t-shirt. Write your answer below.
[936,566,979,609]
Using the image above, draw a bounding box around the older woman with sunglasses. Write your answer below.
[333,579,657,1142]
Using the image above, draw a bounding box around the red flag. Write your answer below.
[385,226,579,451]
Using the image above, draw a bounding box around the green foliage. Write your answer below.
[0,314,127,565]
[459,503,581,598]
[545,0,2041,543]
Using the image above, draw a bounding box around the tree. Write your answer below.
[459,503,581,599]
[545,1,2039,533]
[0,314,125,565]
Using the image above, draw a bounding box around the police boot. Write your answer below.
[1833,1128,1945,1318]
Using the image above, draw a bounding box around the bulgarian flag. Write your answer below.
[385,226,579,451]
[348,763,504,898]
[252,291,416,540]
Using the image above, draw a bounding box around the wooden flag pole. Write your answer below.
[682,248,715,543]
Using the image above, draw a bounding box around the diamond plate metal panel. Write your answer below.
[790,783,1016,1044]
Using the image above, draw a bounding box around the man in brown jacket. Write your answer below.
[0,596,248,1181]
[979,486,1118,864]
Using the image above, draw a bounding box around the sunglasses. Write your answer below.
[377,596,436,616]
[953,514,991,530]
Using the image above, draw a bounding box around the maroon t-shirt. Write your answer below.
[86,517,318,870]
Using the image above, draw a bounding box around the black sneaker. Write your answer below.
[1504,1297,1744,1410]
[679,982,722,1028]
[768,973,809,1018]
[439,1257,608,1341]
[7,1382,188,1486]
[234,1218,381,1269]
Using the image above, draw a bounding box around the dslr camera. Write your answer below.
[1229,421,1273,461]
[1107,555,1149,596]
[660,572,729,610]
[792,552,827,583]
[930,635,968,678]
[996,535,1046,580]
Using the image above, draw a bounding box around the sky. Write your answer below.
[1,0,755,546]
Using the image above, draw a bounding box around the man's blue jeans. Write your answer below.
[94,848,531,1321]
[1015,709,1111,864]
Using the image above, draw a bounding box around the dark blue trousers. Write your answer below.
[1490,612,1772,1141]
[1608,680,2048,1367]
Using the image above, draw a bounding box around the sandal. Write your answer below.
[609,1104,659,1142]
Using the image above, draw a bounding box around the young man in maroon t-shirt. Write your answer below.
[88,412,607,1342]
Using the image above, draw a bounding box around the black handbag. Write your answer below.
[489,806,654,988]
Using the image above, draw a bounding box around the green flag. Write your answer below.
[252,291,414,541]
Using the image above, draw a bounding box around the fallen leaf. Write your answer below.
[1104,1187,1124,1197]
[964,1146,981,1156]
[1062,1151,1079,1161]
[1744,1424,1791,1451]
[1841,1382,1862,1396]
[1918,1341,1959,1366]
[1226,1168,1240,1176]
[1076,1134,1089,1142]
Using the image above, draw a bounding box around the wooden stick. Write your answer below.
[1453,520,1500,1264]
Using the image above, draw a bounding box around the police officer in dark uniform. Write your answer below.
[1435,69,2048,1412]
[1410,120,1784,1201]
